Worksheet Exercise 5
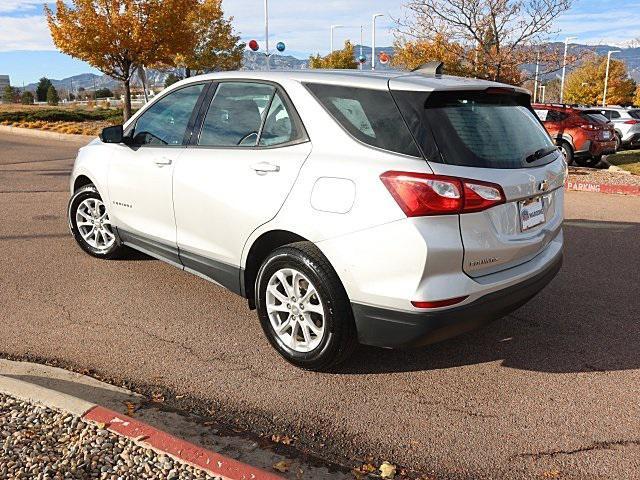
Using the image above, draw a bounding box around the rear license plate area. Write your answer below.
[519,196,545,231]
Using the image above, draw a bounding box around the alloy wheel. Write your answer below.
[75,198,115,250]
[265,268,325,353]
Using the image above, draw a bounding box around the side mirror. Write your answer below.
[100,124,124,144]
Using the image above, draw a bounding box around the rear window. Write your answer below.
[304,83,421,157]
[628,110,640,120]
[581,112,608,124]
[393,90,555,169]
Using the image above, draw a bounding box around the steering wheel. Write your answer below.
[237,132,258,146]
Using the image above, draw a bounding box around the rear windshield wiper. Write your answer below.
[524,146,559,163]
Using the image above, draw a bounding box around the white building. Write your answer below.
[0,75,11,93]
[0,75,9,92]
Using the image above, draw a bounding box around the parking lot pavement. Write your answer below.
[1,131,639,480]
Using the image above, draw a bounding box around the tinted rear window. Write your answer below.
[628,110,640,119]
[581,112,608,124]
[305,83,421,157]
[393,90,555,169]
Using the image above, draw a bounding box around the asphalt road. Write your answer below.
[1,131,639,480]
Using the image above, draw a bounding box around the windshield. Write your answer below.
[392,90,555,169]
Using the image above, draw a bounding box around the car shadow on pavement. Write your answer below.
[342,219,640,375]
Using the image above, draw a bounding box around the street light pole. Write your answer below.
[603,50,621,107]
[533,50,540,103]
[371,13,384,71]
[330,25,344,54]
[540,85,546,103]
[560,36,577,103]
[360,25,364,71]
[264,0,270,70]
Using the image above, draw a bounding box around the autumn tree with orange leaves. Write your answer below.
[46,0,196,120]
[564,56,636,106]
[177,0,244,77]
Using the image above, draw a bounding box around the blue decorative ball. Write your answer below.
[358,55,367,64]
[276,42,286,52]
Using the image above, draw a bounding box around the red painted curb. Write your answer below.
[565,179,640,196]
[83,406,283,480]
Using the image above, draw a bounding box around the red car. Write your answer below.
[532,104,617,167]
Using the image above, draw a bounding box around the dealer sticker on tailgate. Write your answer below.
[519,197,546,231]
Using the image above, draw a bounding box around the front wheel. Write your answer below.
[68,184,126,259]
[255,242,357,371]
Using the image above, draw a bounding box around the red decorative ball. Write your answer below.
[248,40,259,52]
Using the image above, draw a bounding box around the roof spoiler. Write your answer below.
[411,61,444,76]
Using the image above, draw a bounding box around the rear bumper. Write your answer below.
[575,139,616,157]
[351,253,563,349]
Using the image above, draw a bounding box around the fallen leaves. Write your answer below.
[123,401,139,417]
[379,462,396,479]
[542,469,562,478]
[271,434,294,445]
[272,460,290,473]
[150,391,165,403]
[352,461,399,479]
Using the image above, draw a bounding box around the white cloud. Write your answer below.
[552,9,640,46]
[0,0,45,14]
[0,15,54,51]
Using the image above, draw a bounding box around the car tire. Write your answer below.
[68,184,126,259]
[255,241,358,371]
[559,141,574,165]
[615,132,623,151]
[574,155,601,168]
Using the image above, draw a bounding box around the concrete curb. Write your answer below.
[0,373,282,480]
[0,124,95,143]
[0,374,95,416]
[565,179,640,196]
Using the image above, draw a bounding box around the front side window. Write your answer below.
[393,90,555,169]
[304,83,421,157]
[131,84,204,146]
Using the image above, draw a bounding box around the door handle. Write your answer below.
[251,162,280,174]
[153,157,173,167]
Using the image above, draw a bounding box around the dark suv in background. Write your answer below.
[533,103,617,167]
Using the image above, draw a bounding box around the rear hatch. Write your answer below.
[390,81,565,277]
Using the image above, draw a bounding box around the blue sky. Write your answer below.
[0,0,639,85]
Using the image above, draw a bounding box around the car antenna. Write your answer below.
[411,61,444,76]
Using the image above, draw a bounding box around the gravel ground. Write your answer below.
[568,165,640,185]
[0,393,220,480]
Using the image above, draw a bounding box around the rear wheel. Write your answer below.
[68,184,125,259]
[615,132,623,151]
[559,141,574,165]
[255,242,357,371]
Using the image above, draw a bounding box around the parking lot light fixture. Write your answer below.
[603,50,621,107]
[372,13,384,71]
[560,36,577,103]
[330,25,345,54]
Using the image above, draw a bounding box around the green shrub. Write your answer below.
[0,108,123,124]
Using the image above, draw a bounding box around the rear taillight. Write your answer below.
[624,119,640,125]
[580,123,600,131]
[412,296,469,309]
[380,171,505,217]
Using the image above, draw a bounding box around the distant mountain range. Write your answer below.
[22,43,639,93]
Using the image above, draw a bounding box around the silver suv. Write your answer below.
[68,67,565,370]
[584,107,640,150]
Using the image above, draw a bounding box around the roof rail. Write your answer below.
[411,61,444,76]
